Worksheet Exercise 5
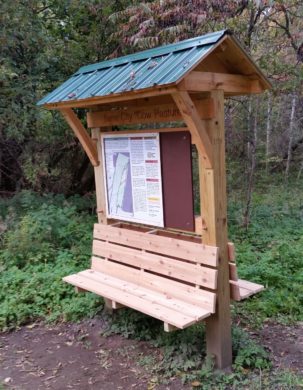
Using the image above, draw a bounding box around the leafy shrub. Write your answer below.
[0,191,102,330]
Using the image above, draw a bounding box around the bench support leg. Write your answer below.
[195,90,232,369]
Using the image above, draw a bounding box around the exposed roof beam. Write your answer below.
[179,72,262,95]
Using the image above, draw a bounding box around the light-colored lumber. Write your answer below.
[77,269,211,320]
[59,108,99,166]
[75,286,86,293]
[172,91,213,168]
[63,273,207,329]
[91,128,108,224]
[179,72,262,94]
[227,242,235,262]
[87,98,213,127]
[91,257,216,312]
[230,279,264,301]
[229,262,238,281]
[103,298,124,310]
[164,323,178,332]
[198,90,232,369]
[92,240,217,289]
[102,127,188,135]
[93,224,218,267]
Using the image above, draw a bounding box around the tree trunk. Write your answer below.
[285,93,297,179]
[266,92,273,173]
[243,96,259,229]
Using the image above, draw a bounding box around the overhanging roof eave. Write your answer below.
[42,83,179,110]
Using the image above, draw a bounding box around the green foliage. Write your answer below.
[0,191,102,330]
[104,311,270,376]
[228,181,303,323]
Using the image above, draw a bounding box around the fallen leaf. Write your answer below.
[191,380,201,387]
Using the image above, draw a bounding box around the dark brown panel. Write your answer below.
[160,131,194,232]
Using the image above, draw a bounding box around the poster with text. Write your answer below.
[102,133,164,227]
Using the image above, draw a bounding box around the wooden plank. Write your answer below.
[216,36,271,91]
[60,108,98,166]
[93,224,218,267]
[91,257,216,312]
[198,90,232,369]
[78,269,211,320]
[179,72,262,94]
[103,298,124,310]
[227,242,235,262]
[63,273,200,329]
[172,91,213,169]
[237,279,264,294]
[164,323,178,332]
[102,127,188,135]
[87,98,214,127]
[92,240,217,289]
[91,128,109,224]
[229,262,238,281]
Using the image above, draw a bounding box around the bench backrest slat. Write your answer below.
[93,240,217,289]
[94,224,218,267]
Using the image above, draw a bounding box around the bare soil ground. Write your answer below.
[0,319,302,390]
[0,318,188,390]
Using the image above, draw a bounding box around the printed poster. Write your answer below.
[102,133,164,227]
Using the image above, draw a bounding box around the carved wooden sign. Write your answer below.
[87,98,213,128]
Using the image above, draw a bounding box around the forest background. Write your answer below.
[0,1,303,388]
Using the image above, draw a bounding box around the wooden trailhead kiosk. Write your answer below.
[38,30,270,369]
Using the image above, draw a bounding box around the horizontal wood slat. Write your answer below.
[179,71,262,94]
[91,257,216,312]
[77,269,210,320]
[92,240,217,289]
[63,273,207,329]
[87,98,214,127]
[94,224,218,267]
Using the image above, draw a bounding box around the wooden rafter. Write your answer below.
[172,91,213,168]
[60,108,99,166]
[179,72,262,94]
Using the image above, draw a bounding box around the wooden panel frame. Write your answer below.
[87,98,214,127]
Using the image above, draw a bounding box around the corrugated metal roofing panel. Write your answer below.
[37,30,227,106]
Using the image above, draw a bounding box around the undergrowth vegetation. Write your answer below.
[0,191,102,330]
[0,183,302,388]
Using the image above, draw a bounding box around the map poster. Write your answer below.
[102,133,164,227]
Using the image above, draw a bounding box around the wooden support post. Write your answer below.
[91,128,108,224]
[198,90,232,369]
[60,108,99,166]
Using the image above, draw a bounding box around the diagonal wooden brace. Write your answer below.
[172,91,213,168]
[60,108,99,166]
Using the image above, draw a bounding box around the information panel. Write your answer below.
[102,133,164,227]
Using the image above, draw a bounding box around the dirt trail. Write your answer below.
[0,319,302,389]
[0,319,187,390]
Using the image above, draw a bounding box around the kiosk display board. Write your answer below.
[102,133,164,227]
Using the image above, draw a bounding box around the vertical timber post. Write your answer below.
[200,90,232,369]
[91,127,108,225]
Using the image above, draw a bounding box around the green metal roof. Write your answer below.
[37,30,228,106]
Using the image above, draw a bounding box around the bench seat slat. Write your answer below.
[63,272,211,329]
[91,257,216,312]
[93,240,217,289]
[94,224,218,267]
[77,269,210,320]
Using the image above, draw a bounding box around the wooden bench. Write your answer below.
[228,242,264,301]
[63,223,219,331]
